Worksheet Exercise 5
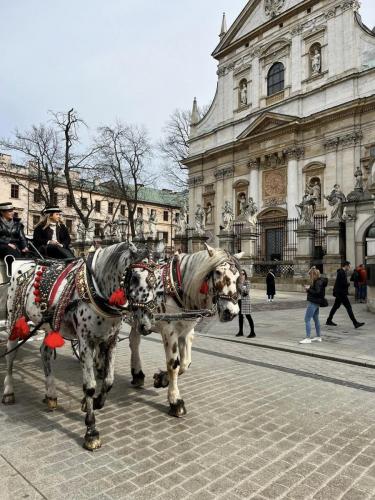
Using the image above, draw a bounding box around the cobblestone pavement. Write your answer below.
[1,332,375,499]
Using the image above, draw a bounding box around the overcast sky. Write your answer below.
[1,0,375,169]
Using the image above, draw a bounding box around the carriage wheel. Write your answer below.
[71,339,80,361]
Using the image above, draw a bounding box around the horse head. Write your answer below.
[125,259,161,335]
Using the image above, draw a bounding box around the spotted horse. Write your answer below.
[126,243,243,417]
[2,242,146,450]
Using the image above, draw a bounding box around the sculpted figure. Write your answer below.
[295,187,316,225]
[310,180,321,205]
[147,209,157,239]
[135,213,145,239]
[238,195,258,225]
[240,81,248,105]
[222,201,234,231]
[325,184,346,222]
[354,166,363,190]
[194,204,206,235]
[176,202,188,235]
[311,47,321,75]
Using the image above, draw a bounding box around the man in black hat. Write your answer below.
[0,202,29,261]
[33,206,74,259]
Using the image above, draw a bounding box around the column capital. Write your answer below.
[247,158,259,170]
[284,145,305,160]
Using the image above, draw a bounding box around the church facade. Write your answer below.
[185,0,375,269]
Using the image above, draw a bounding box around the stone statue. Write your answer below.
[325,184,346,222]
[194,204,206,235]
[77,220,95,241]
[238,195,258,225]
[103,217,118,240]
[311,47,321,75]
[295,187,316,225]
[240,81,247,106]
[135,213,145,239]
[264,0,285,18]
[354,166,363,190]
[222,201,234,231]
[176,202,188,234]
[147,209,157,239]
[310,179,321,205]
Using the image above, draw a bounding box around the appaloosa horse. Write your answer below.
[126,244,242,417]
[2,242,145,450]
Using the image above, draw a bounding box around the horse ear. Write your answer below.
[129,242,138,255]
[233,252,245,260]
[204,243,215,257]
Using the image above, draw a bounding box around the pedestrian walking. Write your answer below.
[266,269,276,302]
[299,267,328,344]
[350,265,360,302]
[236,270,256,338]
[326,261,365,329]
[357,264,367,303]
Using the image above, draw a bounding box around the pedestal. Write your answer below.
[239,228,258,259]
[173,234,188,253]
[294,225,315,277]
[323,221,343,279]
[188,232,209,253]
[366,238,375,314]
[217,230,235,254]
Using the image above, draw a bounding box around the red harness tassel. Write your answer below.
[44,331,65,349]
[199,281,209,295]
[108,288,127,306]
[9,316,30,341]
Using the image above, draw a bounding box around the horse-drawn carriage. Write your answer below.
[0,242,243,450]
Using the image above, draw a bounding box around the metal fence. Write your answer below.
[312,215,328,272]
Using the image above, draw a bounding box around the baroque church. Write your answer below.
[185,0,375,273]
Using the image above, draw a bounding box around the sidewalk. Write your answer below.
[197,288,375,368]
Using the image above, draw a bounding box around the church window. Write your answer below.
[267,62,285,96]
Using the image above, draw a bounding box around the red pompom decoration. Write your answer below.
[108,288,127,306]
[33,289,40,296]
[199,281,209,295]
[34,297,41,303]
[9,316,30,341]
[44,331,65,349]
[33,282,40,288]
[36,271,43,277]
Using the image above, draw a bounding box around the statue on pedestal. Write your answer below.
[239,81,248,106]
[194,204,206,235]
[237,195,258,226]
[354,166,363,190]
[310,179,321,205]
[147,209,157,239]
[325,184,346,222]
[222,201,234,231]
[175,201,188,235]
[135,213,145,239]
[296,187,316,225]
[311,47,321,75]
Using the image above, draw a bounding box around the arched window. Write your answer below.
[267,62,285,96]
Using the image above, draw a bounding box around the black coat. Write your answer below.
[33,223,71,250]
[307,277,328,305]
[0,217,27,250]
[333,268,349,298]
[266,272,276,296]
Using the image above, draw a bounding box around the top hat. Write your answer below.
[42,206,62,215]
[0,202,14,211]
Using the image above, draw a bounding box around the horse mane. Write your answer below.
[181,248,237,310]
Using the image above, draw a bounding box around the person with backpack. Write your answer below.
[350,266,360,303]
[299,267,328,344]
[326,261,365,329]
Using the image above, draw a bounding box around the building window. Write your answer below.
[65,219,73,233]
[10,184,19,199]
[66,193,73,207]
[267,62,285,96]
[163,210,169,222]
[32,215,40,227]
[81,197,88,209]
[33,188,42,203]
[95,200,101,212]
[137,207,143,217]
[120,204,126,216]
[108,201,114,214]
[162,232,169,244]
[94,223,102,237]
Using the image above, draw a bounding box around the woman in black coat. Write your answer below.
[33,206,74,259]
[266,270,276,302]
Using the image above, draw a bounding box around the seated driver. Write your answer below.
[33,206,74,259]
[0,202,29,263]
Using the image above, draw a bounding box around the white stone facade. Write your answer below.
[185,0,375,265]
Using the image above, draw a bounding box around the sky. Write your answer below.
[1,0,375,178]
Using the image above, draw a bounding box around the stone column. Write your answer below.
[248,159,259,208]
[323,220,343,278]
[294,224,316,277]
[285,146,304,219]
[214,172,224,241]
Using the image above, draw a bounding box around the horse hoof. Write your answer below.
[93,397,104,410]
[81,397,87,413]
[153,371,169,388]
[131,370,145,388]
[83,433,102,451]
[168,399,187,418]
[44,397,58,411]
[2,393,15,405]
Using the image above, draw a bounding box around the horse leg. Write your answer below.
[40,344,58,411]
[93,334,117,410]
[129,324,145,387]
[163,329,186,417]
[2,338,19,405]
[80,341,101,451]
[178,328,194,375]
[153,332,170,388]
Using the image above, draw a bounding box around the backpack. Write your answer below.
[350,270,360,282]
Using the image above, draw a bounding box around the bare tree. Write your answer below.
[95,122,153,237]
[0,124,61,206]
[158,106,209,189]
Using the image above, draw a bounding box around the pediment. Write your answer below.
[237,112,300,140]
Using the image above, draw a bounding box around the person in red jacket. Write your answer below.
[357,264,367,304]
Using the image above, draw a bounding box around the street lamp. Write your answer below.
[118,217,128,241]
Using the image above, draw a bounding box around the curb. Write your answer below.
[200,334,375,370]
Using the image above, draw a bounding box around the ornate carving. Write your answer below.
[284,146,305,160]
[263,168,287,202]
[325,8,336,19]
[247,158,259,170]
[324,131,363,151]
[188,175,204,187]
[264,0,285,18]
[291,24,303,36]
[214,166,234,179]
[341,0,360,12]
[263,197,285,207]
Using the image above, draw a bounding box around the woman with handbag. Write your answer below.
[299,267,328,344]
[236,269,256,338]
